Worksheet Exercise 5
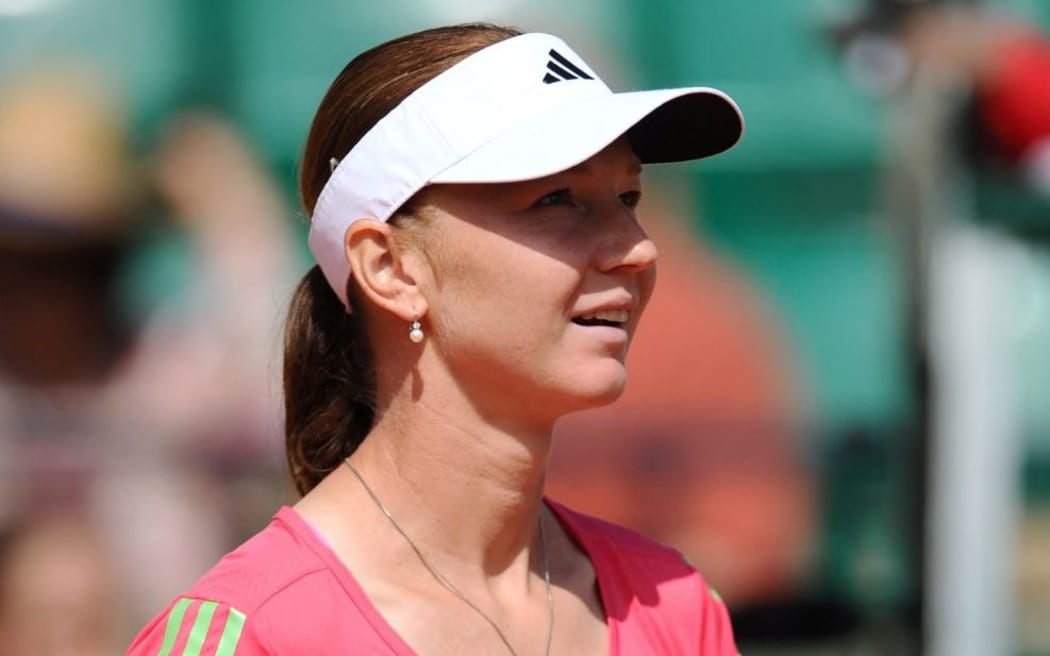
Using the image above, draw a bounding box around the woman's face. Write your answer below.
[412,137,657,424]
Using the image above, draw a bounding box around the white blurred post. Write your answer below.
[926,226,1021,656]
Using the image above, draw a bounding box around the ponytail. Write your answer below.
[283,266,374,496]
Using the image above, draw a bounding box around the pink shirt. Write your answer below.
[127,501,738,655]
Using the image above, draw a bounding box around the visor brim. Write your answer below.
[430,86,743,185]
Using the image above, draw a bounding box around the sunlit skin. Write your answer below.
[296,137,656,655]
[415,137,655,427]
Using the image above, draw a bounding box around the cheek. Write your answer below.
[440,234,580,306]
[429,248,581,355]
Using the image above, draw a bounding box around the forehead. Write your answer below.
[564,138,643,177]
[416,136,642,207]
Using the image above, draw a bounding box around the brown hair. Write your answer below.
[285,23,522,496]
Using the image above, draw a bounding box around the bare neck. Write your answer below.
[348,388,553,575]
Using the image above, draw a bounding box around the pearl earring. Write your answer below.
[409,316,424,343]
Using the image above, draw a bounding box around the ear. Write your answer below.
[344,219,428,322]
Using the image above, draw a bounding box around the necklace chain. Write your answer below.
[344,458,554,656]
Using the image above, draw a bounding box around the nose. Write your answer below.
[595,209,659,274]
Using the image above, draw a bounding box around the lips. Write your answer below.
[571,308,630,327]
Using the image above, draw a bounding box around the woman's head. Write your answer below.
[307,29,742,308]
[285,23,743,495]
[384,137,658,423]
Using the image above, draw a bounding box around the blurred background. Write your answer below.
[0,0,1047,654]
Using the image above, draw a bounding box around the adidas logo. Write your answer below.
[542,49,594,84]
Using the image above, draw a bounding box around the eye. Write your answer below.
[532,188,574,208]
[619,190,642,209]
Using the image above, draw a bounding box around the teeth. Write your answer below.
[578,309,629,323]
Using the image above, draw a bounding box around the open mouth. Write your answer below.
[571,309,629,327]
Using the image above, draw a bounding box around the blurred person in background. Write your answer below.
[0,512,123,656]
[832,2,1050,652]
[831,0,1050,194]
[0,67,298,632]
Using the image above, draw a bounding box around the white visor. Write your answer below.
[309,32,744,305]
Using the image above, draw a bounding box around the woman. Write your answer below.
[128,23,743,655]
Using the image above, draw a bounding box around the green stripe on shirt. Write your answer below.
[214,607,247,656]
[181,600,218,656]
[157,598,194,656]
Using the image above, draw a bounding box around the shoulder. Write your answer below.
[548,500,739,655]
[548,499,688,568]
[548,499,709,601]
[126,508,340,655]
[186,507,329,613]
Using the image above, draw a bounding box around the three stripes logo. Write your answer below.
[543,49,594,84]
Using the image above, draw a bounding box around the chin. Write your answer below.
[556,388,626,423]
[560,367,628,412]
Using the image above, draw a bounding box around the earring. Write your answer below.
[409,316,424,343]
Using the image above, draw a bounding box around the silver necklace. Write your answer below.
[344,458,554,656]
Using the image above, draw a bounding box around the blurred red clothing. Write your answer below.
[977,27,1050,163]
